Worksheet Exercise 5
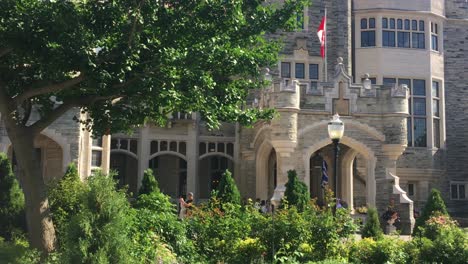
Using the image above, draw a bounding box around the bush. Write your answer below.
[0,152,26,241]
[415,214,468,264]
[413,188,448,235]
[283,170,310,211]
[348,237,408,264]
[215,169,241,205]
[133,171,197,263]
[48,162,85,245]
[61,171,135,263]
[138,168,159,196]
[188,199,256,263]
[361,207,383,240]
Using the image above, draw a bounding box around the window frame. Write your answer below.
[450,182,468,200]
[432,80,441,148]
[381,17,425,50]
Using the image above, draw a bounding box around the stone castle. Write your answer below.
[1,0,467,233]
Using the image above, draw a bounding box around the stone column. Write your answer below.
[101,135,111,174]
[186,113,199,202]
[341,149,357,211]
[136,126,150,192]
[270,142,297,207]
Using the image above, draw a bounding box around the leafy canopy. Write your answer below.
[0,0,308,135]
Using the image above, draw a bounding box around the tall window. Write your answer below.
[432,81,441,148]
[385,78,427,147]
[91,136,103,167]
[431,22,439,51]
[411,20,425,49]
[281,62,291,78]
[309,63,319,89]
[295,63,305,79]
[382,18,396,47]
[361,18,376,47]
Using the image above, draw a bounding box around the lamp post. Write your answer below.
[328,114,344,199]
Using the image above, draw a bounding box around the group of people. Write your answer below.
[254,199,272,214]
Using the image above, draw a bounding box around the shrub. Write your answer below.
[138,168,159,195]
[48,162,85,245]
[188,199,256,263]
[215,169,241,205]
[415,214,468,264]
[361,207,383,239]
[283,170,310,211]
[133,171,198,263]
[0,152,25,241]
[0,236,41,264]
[61,171,135,263]
[348,237,408,264]
[413,188,448,235]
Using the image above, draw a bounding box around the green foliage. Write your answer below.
[361,207,383,240]
[0,152,25,241]
[215,169,241,205]
[348,237,408,264]
[138,168,159,196]
[61,171,135,263]
[188,199,256,263]
[0,0,309,135]
[48,162,85,246]
[413,214,468,264]
[413,188,449,235]
[283,170,310,211]
[0,236,41,264]
[133,173,198,263]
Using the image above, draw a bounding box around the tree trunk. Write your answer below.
[7,129,56,253]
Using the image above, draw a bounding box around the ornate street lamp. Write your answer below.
[328,114,344,199]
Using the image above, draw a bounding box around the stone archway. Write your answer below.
[304,136,377,207]
[255,140,276,200]
[148,153,187,199]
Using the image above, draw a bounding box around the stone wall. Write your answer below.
[443,0,468,216]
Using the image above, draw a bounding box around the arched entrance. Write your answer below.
[304,136,377,209]
[148,154,187,199]
[110,151,138,195]
[198,154,234,199]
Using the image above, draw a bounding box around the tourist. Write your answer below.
[179,192,194,219]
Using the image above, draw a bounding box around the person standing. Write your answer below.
[179,192,194,219]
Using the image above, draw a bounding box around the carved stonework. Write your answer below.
[391,83,408,98]
[332,82,350,116]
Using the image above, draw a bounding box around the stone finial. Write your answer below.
[364,73,370,79]
[337,57,343,64]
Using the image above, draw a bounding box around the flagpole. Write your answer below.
[324,7,327,82]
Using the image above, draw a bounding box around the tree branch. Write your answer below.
[28,95,120,136]
[0,48,12,58]
[13,74,86,105]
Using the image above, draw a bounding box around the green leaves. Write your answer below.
[0,0,308,135]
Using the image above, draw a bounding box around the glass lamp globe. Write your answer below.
[328,114,344,140]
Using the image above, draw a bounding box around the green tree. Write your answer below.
[215,169,241,205]
[0,152,25,240]
[62,171,135,263]
[48,162,85,247]
[138,168,159,196]
[413,188,449,235]
[134,173,198,263]
[283,170,310,211]
[361,207,383,240]
[0,0,308,251]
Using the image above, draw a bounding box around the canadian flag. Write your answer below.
[317,16,326,58]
